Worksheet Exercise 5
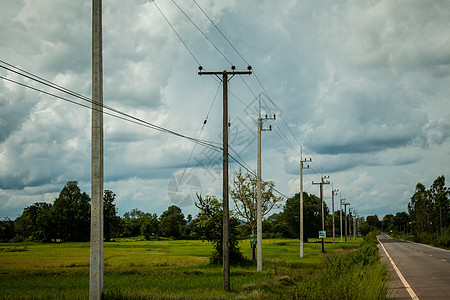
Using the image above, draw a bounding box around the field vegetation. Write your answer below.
[0,234,387,299]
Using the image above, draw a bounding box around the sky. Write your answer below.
[1,0,449,221]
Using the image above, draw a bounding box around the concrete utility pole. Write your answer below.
[348,208,352,238]
[331,186,339,243]
[312,175,330,253]
[90,0,103,299]
[340,196,346,242]
[342,201,350,242]
[257,95,275,272]
[300,150,310,258]
[353,212,357,240]
[199,66,251,291]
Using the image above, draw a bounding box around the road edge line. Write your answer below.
[378,236,419,300]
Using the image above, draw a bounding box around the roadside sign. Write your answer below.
[319,231,326,239]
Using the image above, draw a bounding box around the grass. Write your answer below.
[0,237,386,299]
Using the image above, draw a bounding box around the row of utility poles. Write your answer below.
[89,2,360,296]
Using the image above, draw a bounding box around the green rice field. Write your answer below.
[0,237,379,299]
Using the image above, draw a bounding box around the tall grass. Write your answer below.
[294,233,388,299]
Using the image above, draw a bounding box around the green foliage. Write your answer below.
[51,181,91,242]
[407,175,450,245]
[159,205,185,239]
[295,232,388,299]
[230,170,283,235]
[282,192,327,240]
[195,194,248,265]
[104,190,120,242]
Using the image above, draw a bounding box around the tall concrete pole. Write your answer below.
[313,176,329,253]
[332,187,339,243]
[340,196,345,243]
[299,154,310,257]
[256,95,274,271]
[256,115,262,271]
[90,0,103,298]
[349,208,352,238]
[198,67,251,291]
[300,149,303,258]
[222,71,230,291]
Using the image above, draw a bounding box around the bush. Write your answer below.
[295,232,388,299]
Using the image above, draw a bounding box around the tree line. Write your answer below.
[363,175,449,248]
[1,178,355,247]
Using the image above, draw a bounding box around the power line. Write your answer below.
[171,0,233,66]
[192,0,250,67]
[0,65,222,153]
[152,1,201,67]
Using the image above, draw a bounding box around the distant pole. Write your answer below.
[331,186,339,243]
[313,175,330,253]
[353,213,357,240]
[90,0,104,299]
[349,208,352,238]
[199,66,251,291]
[342,202,350,242]
[256,95,275,271]
[299,149,310,258]
[340,196,346,243]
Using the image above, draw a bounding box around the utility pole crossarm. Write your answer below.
[198,66,251,292]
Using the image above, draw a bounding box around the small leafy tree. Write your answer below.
[103,190,120,242]
[230,170,283,258]
[195,194,247,265]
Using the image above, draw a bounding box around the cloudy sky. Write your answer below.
[1,0,449,220]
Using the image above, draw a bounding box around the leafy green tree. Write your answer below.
[408,183,431,234]
[230,170,282,259]
[141,213,159,240]
[366,215,381,231]
[393,212,410,234]
[282,192,327,241]
[103,190,120,242]
[15,202,52,240]
[429,175,449,237]
[121,208,146,237]
[159,205,186,239]
[195,194,246,265]
[51,181,91,241]
[381,214,395,232]
[0,218,15,242]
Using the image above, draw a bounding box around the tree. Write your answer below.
[408,183,431,234]
[282,192,326,241]
[381,214,395,233]
[0,218,15,242]
[195,194,246,265]
[230,170,283,258]
[141,213,159,240]
[121,209,146,237]
[103,190,120,242]
[159,205,186,239]
[429,175,449,237]
[51,181,91,242]
[366,215,381,231]
[15,202,52,240]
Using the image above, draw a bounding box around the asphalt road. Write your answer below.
[378,234,450,299]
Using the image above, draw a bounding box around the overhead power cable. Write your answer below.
[171,0,233,66]
[0,63,222,152]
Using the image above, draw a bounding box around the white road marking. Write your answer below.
[378,236,419,300]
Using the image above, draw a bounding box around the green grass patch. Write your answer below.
[0,237,387,299]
